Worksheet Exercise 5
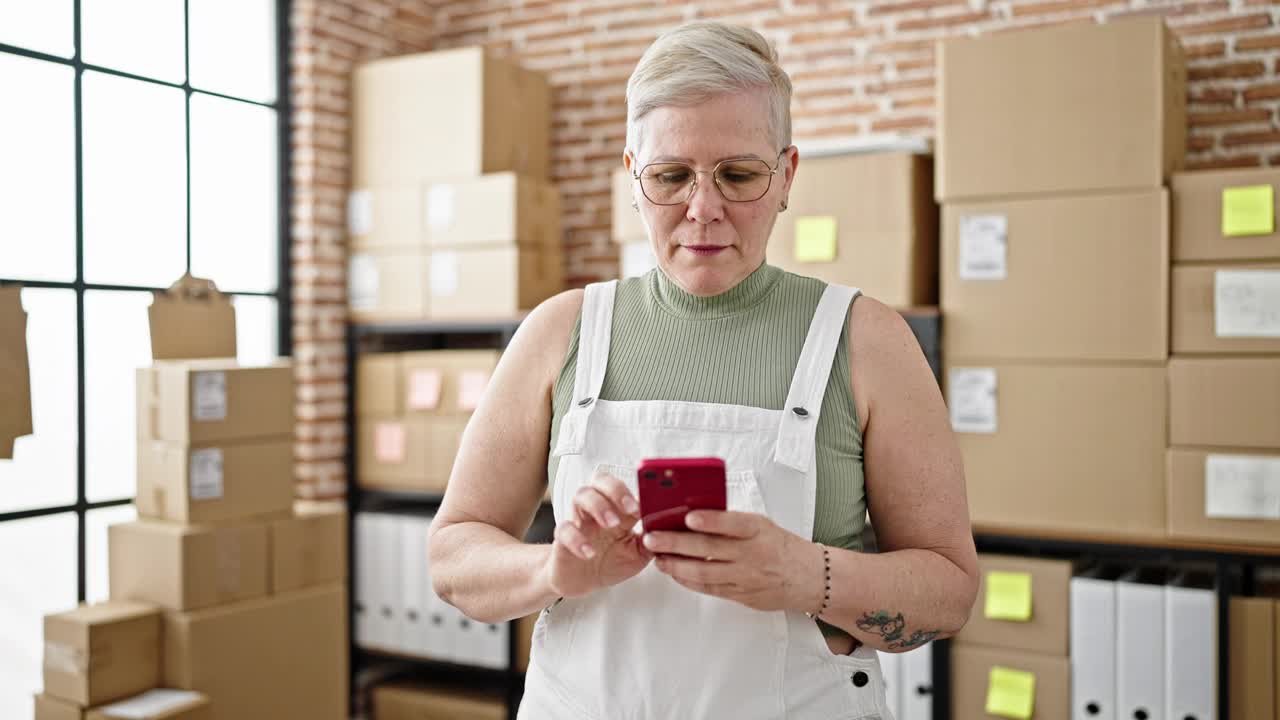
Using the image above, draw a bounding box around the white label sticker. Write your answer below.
[430,251,460,297]
[98,689,204,719]
[1205,454,1280,520]
[958,214,1009,280]
[192,371,227,422]
[948,367,998,434]
[426,185,456,230]
[621,243,656,278]
[348,190,372,236]
[1215,269,1280,338]
[190,448,224,501]
[349,254,379,311]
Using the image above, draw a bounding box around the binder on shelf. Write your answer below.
[1165,572,1217,720]
[1117,568,1167,720]
[900,642,933,720]
[355,511,380,649]
[400,514,430,657]
[1071,567,1121,720]
[376,512,405,652]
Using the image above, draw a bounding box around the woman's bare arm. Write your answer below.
[426,289,583,624]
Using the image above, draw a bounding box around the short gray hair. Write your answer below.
[625,21,793,157]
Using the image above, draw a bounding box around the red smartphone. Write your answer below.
[637,457,727,533]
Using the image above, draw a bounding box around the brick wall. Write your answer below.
[290,0,1280,497]
[290,1,435,498]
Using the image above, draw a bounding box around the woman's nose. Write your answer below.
[685,177,726,225]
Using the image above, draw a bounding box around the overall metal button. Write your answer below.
[851,671,869,688]
[791,406,809,417]
[577,397,594,407]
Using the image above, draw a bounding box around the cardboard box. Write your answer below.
[612,168,646,244]
[136,360,294,446]
[1167,448,1280,547]
[353,47,551,186]
[767,152,938,308]
[399,350,501,416]
[36,691,212,720]
[356,416,467,493]
[270,502,347,593]
[350,173,561,252]
[426,245,562,320]
[0,286,32,458]
[947,363,1166,538]
[372,683,506,720]
[109,519,270,611]
[951,645,1070,720]
[1173,168,1280,262]
[147,276,237,362]
[1228,597,1275,720]
[1171,263,1280,354]
[954,555,1073,656]
[1169,357,1280,450]
[936,16,1185,201]
[940,189,1168,362]
[163,584,346,720]
[44,601,161,707]
[356,353,400,417]
[135,438,294,525]
[348,248,430,323]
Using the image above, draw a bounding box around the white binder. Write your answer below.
[1071,569,1119,720]
[353,512,380,649]
[899,642,932,720]
[1165,574,1217,720]
[398,514,430,657]
[1117,569,1167,720]
[878,650,903,720]
[475,620,510,669]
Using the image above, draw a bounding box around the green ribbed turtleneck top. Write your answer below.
[548,263,866,553]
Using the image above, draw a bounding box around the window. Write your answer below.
[0,3,290,716]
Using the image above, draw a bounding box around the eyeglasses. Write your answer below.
[633,149,787,206]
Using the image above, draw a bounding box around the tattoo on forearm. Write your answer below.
[855,610,940,650]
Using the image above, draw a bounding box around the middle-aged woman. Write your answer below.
[428,20,978,719]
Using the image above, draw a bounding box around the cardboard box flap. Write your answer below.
[149,275,237,361]
[0,286,32,459]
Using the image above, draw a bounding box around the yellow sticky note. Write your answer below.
[986,666,1036,720]
[794,216,837,263]
[1222,185,1275,237]
[984,571,1033,622]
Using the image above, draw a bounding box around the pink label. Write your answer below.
[374,422,406,464]
[407,369,442,410]
[457,370,491,411]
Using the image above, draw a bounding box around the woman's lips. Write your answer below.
[682,245,728,256]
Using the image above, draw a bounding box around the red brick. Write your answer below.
[607,13,684,33]
[696,1,782,20]
[762,9,855,28]
[1188,108,1272,127]
[1010,0,1122,18]
[792,101,880,119]
[526,24,594,43]
[867,76,935,94]
[897,10,991,32]
[867,0,967,17]
[1244,83,1280,103]
[794,86,857,101]
[1188,61,1267,81]
[791,26,881,44]
[1186,134,1216,152]
[896,56,937,73]
[1186,155,1262,170]
[796,122,863,138]
[1184,40,1227,59]
[1223,130,1280,148]
[791,62,887,82]
[868,38,939,55]
[1237,33,1280,53]
[580,1,654,18]
[1188,86,1237,105]
[584,35,658,52]
[893,95,936,110]
[500,11,570,30]
[1173,13,1272,37]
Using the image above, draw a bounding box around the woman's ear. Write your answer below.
[781,145,800,198]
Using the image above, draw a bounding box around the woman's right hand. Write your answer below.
[542,470,653,599]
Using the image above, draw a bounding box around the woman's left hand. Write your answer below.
[643,510,823,613]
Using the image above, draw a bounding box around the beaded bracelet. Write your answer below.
[805,544,832,620]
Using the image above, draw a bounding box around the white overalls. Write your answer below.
[519,279,891,720]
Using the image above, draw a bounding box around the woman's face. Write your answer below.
[624,91,798,297]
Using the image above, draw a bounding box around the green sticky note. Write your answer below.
[1222,185,1275,237]
[794,216,837,263]
[984,571,1033,622]
[986,666,1036,720]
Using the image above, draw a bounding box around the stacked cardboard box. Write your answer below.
[348,47,562,321]
[356,349,499,493]
[937,17,1185,540]
[951,555,1073,720]
[1227,594,1280,720]
[372,682,506,720]
[36,600,212,719]
[612,168,657,279]
[97,276,347,720]
[0,285,32,458]
[767,151,938,308]
[1167,168,1280,548]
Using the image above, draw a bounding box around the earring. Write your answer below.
[779,199,789,212]
[631,200,639,211]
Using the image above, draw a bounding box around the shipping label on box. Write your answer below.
[959,215,1008,280]
[1215,269,1280,338]
[87,689,211,720]
[949,367,998,434]
[1205,454,1280,520]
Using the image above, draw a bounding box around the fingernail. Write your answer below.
[582,545,596,559]
[643,534,657,550]
[686,512,701,528]
[605,512,620,528]
[623,498,639,514]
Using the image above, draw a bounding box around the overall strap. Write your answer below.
[552,280,618,457]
